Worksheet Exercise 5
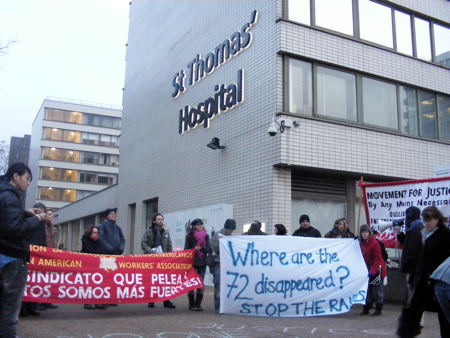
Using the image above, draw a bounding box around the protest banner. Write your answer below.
[220,236,368,317]
[361,177,450,248]
[22,245,203,304]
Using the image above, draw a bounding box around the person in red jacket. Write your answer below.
[359,224,387,316]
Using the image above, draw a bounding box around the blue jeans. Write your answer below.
[0,260,28,338]
[435,280,450,323]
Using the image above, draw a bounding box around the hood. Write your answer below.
[0,178,19,198]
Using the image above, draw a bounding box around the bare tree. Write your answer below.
[0,140,9,175]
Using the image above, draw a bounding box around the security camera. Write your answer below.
[267,122,278,136]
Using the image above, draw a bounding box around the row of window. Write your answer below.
[40,167,117,185]
[38,187,94,202]
[45,108,121,129]
[43,128,119,147]
[287,0,450,67]
[287,57,450,141]
[41,147,120,166]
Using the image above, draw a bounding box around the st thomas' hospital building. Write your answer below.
[55,0,450,253]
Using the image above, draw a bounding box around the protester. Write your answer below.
[342,218,355,237]
[80,226,106,310]
[397,206,423,303]
[397,206,450,338]
[325,218,354,238]
[0,163,50,338]
[141,213,176,309]
[98,208,125,255]
[292,214,321,237]
[210,219,236,312]
[242,220,267,235]
[359,224,386,316]
[184,218,211,311]
[274,223,287,235]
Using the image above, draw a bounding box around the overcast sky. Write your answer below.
[0,0,129,144]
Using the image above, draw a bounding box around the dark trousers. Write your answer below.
[0,260,28,338]
[212,264,220,312]
[188,265,206,296]
[366,280,384,307]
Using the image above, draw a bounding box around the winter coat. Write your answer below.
[324,227,354,238]
[400,220,423,274]
[0,178,42,261]
[409,225,450,311]
[98,219,125,255]
[29,220,47,247]
[184,231,212,267]
[292,226,322,238]
[360,235,387,278]
[141,225,172,253]
[81,234,106,254]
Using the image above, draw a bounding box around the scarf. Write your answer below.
[194,230,207,258]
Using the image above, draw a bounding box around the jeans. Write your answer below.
[0,260,28,338]
[366,279,384,307]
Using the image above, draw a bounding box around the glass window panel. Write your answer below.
[418,90,438,139]
[68,112,82,124]
[359,0,393,48]
[41,167,60,181]
[39,187,58,201]
[362,77,398,129]
[63,169,77,182]
[63,189,76,202]
[315,0,353,36]
[395,11,413,55]
[437,95,450,141]
[288,0,310,25]
[289,58,313,115]
[317,66,357,121]
[433,24,450,67]
[398,86,418,136]
[414,17,432,61]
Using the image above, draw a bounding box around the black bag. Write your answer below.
[206,254,217,268]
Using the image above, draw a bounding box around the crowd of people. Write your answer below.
[0,162,449,338]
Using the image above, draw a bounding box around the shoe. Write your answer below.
[192,293,203,311]
[372,305,382,316]
[95,304,106,309]
[44,303,58,309]
[35,304,47,311]
[19,310,29,317]
[163,300,176,309]
[109,304,118,306]
[28,308,40,316]
[148,303,155,308]
[84,304,95,310]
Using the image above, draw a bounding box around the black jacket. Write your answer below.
[324,227,354,238]
[0,178,42,261]
[81,234,106,254]
[400,221,423,274]
[292,226,322,238]
[28,220,47,247]
[98,219,125,255]
[184,231,212,266]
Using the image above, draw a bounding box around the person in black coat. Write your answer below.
[292,214,321,237]
[324,218,354,238]
[184,218,212,311]
[81,226,106,310]
[98,208,125,255]
[242,220,267,235]
[397,206,450,338]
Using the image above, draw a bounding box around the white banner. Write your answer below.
[220,236,368,317]
[362,177,450,226]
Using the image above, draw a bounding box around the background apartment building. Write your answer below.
[26,98,121,210]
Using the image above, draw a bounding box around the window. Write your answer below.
[359,0,393,48]
[45,109,83,124]
[433,24,450,67]
[82,113,121,129]
[437,95,450,141]
[362,77,398,129]
[316,66,357,121]
[418,90,438,139]
[315,0,353,35]
[38,187,76,202]
[414,17,432,61]
[40,167,78,182]
[398,86,418,136]
[288,0,310,25]
[394,11,413,56]
[288,58,313,115]
[79,172,96,183]
[43,128,63,141]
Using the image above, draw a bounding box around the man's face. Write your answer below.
[13,172,31,192]
[224,229,234,236]
[300,220,310,229]
[154,215,164,226]
[107,211,116,222]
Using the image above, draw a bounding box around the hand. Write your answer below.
[194,245,201,251]
[368,272,376,280]
[25,208,38,216]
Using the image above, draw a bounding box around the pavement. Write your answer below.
[17,287,440,338]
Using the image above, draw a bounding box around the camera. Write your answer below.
[267,122,278,136]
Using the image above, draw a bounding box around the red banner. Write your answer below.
[22,245,203,304]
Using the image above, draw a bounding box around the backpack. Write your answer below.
[376,238,388,262]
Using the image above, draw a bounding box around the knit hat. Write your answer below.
[299,214,310,224]
[191,218,204,227]
[405,206,421,227]
[104,208,117,216]
[224,219,236,230]
[359,224,371,235]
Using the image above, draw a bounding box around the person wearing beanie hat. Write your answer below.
[292,214,321,238]
[98,208,125,255]
[184,218,211,311]
[359,224,386,316]
[210,219,237,312]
